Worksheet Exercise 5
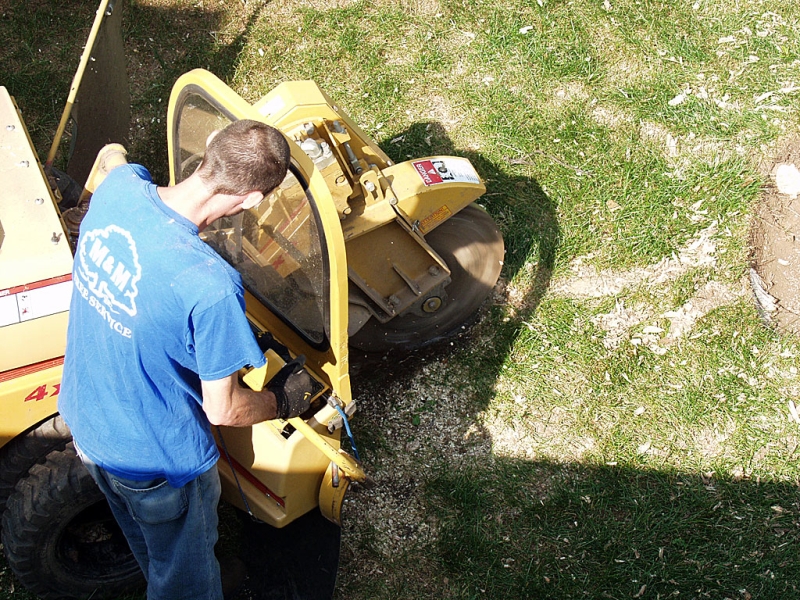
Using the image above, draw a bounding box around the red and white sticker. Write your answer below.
[412,158,481,186]
[0,276,72,327]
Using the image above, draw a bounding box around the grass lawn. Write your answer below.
[2,0,800,598]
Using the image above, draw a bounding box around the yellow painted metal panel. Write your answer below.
[166,70,356,526]
[0,312,69,373]
[0,364,62,449]
[256,80,392,175]
[215,413,342,527]
[0,87,72,290]
[384,157,486,233]
[166,69,351,401]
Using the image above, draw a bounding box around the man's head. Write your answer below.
[196,119,290,198]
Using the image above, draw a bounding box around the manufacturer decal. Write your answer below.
[412,158,481,187]
[419,205,453,234]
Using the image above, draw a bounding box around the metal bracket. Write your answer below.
[326,398,357,433]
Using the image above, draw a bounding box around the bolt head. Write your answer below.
[422,297,443,313]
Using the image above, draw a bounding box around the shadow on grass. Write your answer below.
[427,460,800,599]
[385,120,559,316]
[122,1,267,182]
[0,0,266,182]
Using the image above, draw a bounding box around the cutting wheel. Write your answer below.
[350,203,504,352]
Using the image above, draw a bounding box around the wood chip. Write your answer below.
[788,400,800,424]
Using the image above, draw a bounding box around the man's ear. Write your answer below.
[241,190,265,210]
[205,130,220,147]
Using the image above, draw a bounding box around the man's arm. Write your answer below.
[201,358,315,427]
[201,373,278,427]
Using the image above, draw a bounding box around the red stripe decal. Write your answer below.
[0,356,65,383]
[0,274,73,298]
[218,448,286,508]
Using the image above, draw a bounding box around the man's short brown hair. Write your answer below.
[197,119,290,196]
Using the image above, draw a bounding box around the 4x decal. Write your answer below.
[24,384,60,402]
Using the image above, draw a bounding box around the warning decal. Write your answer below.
[419,205,453,234]
[412,158,481,187]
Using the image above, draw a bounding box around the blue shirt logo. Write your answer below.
[77,225,142,318]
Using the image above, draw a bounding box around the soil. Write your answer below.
[750,135,800,335]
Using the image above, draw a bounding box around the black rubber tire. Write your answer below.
[1,443,144,600]
[47,167,82,211]
[350,203,504,353]
[0,414,72,514]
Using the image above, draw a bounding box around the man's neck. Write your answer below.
[156,175,214,230]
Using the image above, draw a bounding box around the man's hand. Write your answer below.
[267,356,314,419]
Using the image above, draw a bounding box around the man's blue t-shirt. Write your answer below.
[59,164,266,488]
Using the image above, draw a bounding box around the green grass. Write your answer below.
[3,0,800,598]
[426,461,800,599]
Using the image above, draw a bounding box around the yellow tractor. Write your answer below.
[0,2,504,598]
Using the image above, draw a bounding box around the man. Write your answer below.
[59,119,313,599]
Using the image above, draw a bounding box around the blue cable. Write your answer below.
[334,404,361,462]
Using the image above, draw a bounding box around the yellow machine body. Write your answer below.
[0,86,71,448]
[252,78,487,326]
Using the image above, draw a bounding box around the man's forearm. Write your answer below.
[224,385,279,426]
[201,374,279,427]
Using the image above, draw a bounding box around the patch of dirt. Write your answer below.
[549,224,747,352]
[552,82,590,104]
[695,425,735,459]
[592,105,632,129]
[750,135,800,335]
[551,222,720,299]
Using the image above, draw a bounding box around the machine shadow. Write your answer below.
[349,119,559,374]
[421,458,800,598]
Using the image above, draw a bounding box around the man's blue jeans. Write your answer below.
[78,449,224,600]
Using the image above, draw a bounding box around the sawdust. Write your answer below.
[591,301,652,350]
[606,56,655,87]
[591,105,632,129]
[637,120,735,167]
[548,224,747,351]
[485,410,596,463]
[663,280,741,339]
[398,0,444,17]
[750,135,800,335]
[596,280,745,354]
[695,424,736,459]
[552,222,720,299]
[551,82,590,104]
[343,360,492,559]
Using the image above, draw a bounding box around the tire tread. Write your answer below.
[0,414,71,513]
[1,443,142,599]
